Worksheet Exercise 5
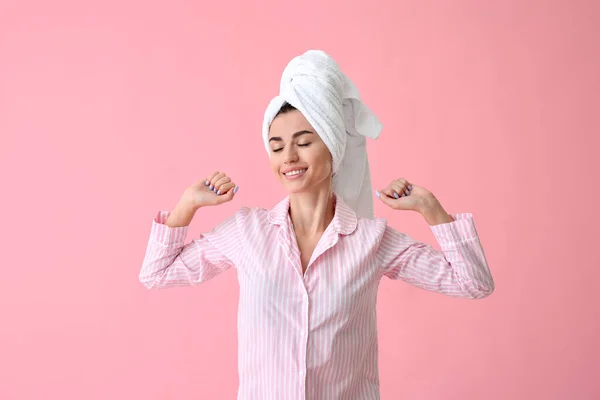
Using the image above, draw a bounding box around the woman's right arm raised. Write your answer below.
[139,172,241,289]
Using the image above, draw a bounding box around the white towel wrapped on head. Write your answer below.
[262,49,383,219]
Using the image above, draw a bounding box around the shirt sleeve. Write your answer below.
[378,213,494,299]
[138,208,246,289]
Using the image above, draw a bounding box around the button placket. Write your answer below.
[298,290,309,396]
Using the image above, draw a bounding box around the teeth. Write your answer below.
[284,169,307,176]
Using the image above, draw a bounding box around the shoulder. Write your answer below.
[354,214,412,243]
[206,206,269,242]
[356,214,388,230]
[234,205,268,220]
[229,205,273,231]
[354,215,392,240]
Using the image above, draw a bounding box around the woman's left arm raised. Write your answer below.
[375,178,495,299]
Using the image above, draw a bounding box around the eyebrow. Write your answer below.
[269,130,314,143]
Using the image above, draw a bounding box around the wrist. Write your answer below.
[177,197,200,213]
[420,197,453,226]
[165,201,197,228]
[180,190,203,212]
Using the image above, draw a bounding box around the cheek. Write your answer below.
[310,147,333,174]
[269,155,280,174]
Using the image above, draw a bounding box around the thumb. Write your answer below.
[218,186,238,204]
[376,190,396,208]
[376,190,412,210]
[218,188,235,204]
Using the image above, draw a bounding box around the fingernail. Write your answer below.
[375,190,380,198]
[405,189,410,196]
[205,180,209,186]
[209,184,213,190]
[234,186,239,194]
[393,192,399,199]
[217,190,221,195]
[408,185,412,190]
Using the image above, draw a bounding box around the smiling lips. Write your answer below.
[283,168,307,180]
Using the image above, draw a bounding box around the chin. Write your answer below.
[279,173,330,195]
[281,181,310,194]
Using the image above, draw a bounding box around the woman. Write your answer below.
[139,50,494,400]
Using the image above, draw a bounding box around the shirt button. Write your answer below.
[300,330,306,336]
[299,371,305,377]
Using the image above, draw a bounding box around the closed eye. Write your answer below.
[271,142,310,152]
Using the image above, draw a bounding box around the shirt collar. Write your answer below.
[267,192,358,236]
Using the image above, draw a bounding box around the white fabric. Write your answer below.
[262,50,383,219]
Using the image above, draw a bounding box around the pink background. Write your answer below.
[1,0,598,399]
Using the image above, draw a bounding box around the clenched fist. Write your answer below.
[376,178,436,213]
[182,171,239,210]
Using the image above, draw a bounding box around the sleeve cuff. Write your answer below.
[430,212,478,247]
[150,210,188,246]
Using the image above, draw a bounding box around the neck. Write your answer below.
[288,184,335,238]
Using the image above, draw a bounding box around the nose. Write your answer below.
[283,145,299,164]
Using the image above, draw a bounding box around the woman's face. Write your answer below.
[268,110,333,194]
